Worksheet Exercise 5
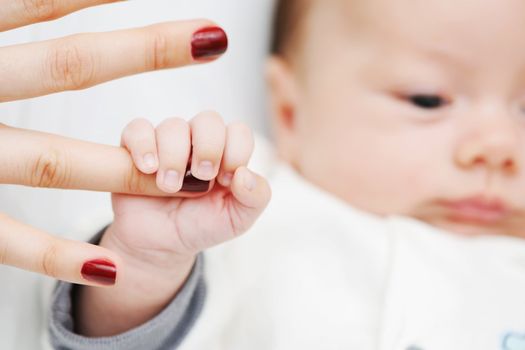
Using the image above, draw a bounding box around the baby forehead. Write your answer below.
[298,0,525,83]
[307,0,525,48]
[309,0,525,26]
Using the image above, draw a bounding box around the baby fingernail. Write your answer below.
[163,170,180,191]
[198,161,215,179]
[81,259,116,286]
[222,172,233,186]
[143,153,157,169]
[243,169,256,191]
[191,27,228,60]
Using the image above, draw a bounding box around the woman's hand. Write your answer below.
[0,0,228,286]
[0,2,228,101]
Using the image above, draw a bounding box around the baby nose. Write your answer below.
[455,123,519,173]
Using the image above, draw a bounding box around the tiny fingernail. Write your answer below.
[198,161,215,179]
[143,153,157,169]
[163,170,180,191]
[182,170,210,192]
[222,172,233,187]
[243,169,256,191]
[81,259,116,286]
[191,27,228,60]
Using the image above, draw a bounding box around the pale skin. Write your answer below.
[68,0,525,338]
[268,0,525,238]
[76,112,272,335]
[0,0,271,296]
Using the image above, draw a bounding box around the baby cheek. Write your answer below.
[363,142,441,214]
[331,144,426,214]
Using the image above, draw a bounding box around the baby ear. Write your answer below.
[265,56,301,163]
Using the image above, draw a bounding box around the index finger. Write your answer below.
[0,0,121,32]
[0,20,228,102]
[0,124,213,197]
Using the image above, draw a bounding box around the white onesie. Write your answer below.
[177,159,525,350]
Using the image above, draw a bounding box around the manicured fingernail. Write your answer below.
[143,153,157,169]
[198,161,215,179]
[163,170,180,191]
[81,259,116,286]
[191,27,228,60]
[243,169,256,191]
[182,170,210,192]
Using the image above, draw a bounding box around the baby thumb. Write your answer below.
[228,167,272,235]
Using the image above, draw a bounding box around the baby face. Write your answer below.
[268,0,525,238]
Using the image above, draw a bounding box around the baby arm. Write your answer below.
[49,112,271,348]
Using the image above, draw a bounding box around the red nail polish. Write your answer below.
[182,170,211,192]
[191,27,228,60]
[81,259,116,286]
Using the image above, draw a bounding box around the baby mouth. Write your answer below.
[437,196,510,225]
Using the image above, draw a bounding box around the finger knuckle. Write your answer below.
[23,0,58,22]
[123,118,152,139]
[158,117,188,132]
[42,243,59,279]
[30,148,71,188]
[192,140,224,156]
[45,37,96,91]
[130,118,153,129]
[124,161,148,194]
[229,121,251,134]
[146,30,171,70]
[193,111,224,125]
[228,122,254,147]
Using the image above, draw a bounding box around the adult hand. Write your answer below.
[0,0,228,286]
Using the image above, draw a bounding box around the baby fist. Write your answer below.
[103,111,272,268]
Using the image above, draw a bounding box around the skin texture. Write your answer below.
[0,1,271,337]
[76,113,272,336]
[0,1,235,286]
[76,0,525,337]
[267,0,525,238]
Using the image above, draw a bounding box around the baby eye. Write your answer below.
[408,94,447,109]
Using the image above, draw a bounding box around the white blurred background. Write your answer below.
[0,0,275,236]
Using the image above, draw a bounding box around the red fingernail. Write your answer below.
[81,259,116,286]
[182,170,211,193]
[191,27,228,60]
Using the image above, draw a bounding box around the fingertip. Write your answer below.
[67,241,122,287]
[80,258,118,287]
[122,118,158,174]
[139,152,159,174]
[191,25,229,61]
[217,171,233,187]
[242,167,257,192]
[231,167,271,208]
[156,170,181,194]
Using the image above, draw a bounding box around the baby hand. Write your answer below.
[76,112,271,336]
[107,111,271,263]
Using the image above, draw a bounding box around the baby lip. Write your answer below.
[438,195,511,224]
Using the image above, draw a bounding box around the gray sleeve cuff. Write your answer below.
[48,229,206,350]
